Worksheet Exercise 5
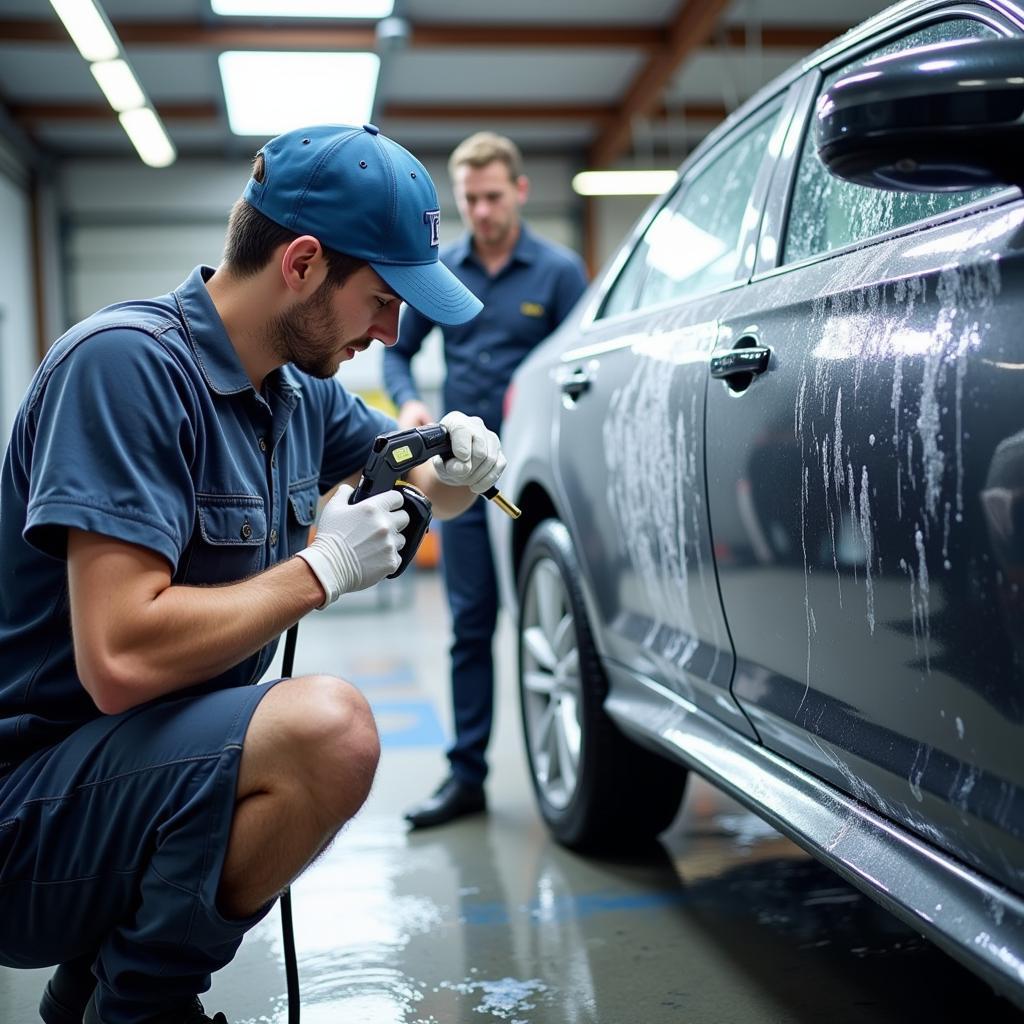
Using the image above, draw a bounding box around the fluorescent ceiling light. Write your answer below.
[572,170,677,196]
[90,59,145,112]
[49,0,118,62]
[119,107,177,168]
[211,0,394,16]
[219,51,380,135]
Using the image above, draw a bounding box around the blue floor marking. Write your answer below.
[370,700,446,749]
[459,889,689,927]
[346,663,417,689]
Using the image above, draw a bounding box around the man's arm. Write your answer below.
[68,482,409,715]
[383,305,435,425]
[68,529,324,714]
[404,411,506,520]
[404,465,475,520]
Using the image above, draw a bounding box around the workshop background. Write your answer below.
[1,1,1020,1022]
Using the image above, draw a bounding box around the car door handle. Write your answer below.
[561,369,591,399]
[709,345,771,380]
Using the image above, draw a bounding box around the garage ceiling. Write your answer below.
[0,0,889,165]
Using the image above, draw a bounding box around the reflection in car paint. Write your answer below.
[793,253,1003,696]
[602,322,720,674]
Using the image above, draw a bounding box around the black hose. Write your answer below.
[279,623,301,1024]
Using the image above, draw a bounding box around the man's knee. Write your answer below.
[246,674,380,823]
[298,675,380,816]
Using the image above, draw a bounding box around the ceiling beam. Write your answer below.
[721,24,840,49]
[409,23,661,47]
[588,0,732,168]
[0,18,655,49]
[0,17,843,51]
[9,99,729,126]
[9,102,222,122]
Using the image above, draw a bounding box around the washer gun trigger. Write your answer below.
[350,423,522,579]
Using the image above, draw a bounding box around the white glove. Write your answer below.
[297,484,409,607]
[432,411,507,495]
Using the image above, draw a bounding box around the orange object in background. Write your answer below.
[414,525,440,569]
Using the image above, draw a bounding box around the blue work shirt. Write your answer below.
[0,265,392,774]
[383,223,587,433]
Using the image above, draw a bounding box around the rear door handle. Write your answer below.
[709,345,771,380]
[561,369,591,399]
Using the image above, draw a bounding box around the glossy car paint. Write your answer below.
[490,0,1024,1007]
[707,8,1023,897]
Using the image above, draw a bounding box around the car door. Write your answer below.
[553,96,790,737]
[704,9,1024,893]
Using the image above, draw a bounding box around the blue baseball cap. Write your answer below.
[243,123,482,326]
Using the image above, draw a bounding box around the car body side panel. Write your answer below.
[553,300,749,736]
[601,660,1024,1010]
[707,194,1024,896]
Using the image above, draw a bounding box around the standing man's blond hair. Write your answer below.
[448,131,524,182]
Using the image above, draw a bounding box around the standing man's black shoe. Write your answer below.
[404,775,486,829]
[39,953,97,1024]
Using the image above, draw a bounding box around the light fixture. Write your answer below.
[219,51,380,135]
[49,0,118,61]
[211,0,394,16]
[119,108,177,168]
[572,170,677,196]
[90,59,145,112]
[49,0,176,167]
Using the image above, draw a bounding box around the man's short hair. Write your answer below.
[448,132,523,183]
[223,153,367,286]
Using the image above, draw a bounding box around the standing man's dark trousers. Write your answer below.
[0,681,280,1023]
[440,499,499,786]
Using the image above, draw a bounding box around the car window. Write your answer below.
[599,106,779,319]
[784,18,1005,265]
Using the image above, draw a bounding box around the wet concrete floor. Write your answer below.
[2,570,1020,1022]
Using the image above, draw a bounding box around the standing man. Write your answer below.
[386,132,588,829]
[0,123,505,1024]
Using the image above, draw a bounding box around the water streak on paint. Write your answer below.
[858,465,875,633]
[604,323,721,670]
[915,527,931,672]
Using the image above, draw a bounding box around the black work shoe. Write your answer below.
[39,955,97,1024]
[83,991,228,1023]
[404,775,486,829]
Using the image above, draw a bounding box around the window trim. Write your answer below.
[582,94,787,331]
[767,5,1020,277]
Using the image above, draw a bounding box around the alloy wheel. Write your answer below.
[520,556,582,810]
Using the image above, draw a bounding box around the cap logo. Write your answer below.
[424,209,441,248]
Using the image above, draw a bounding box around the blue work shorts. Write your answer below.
[0,678,282,1021]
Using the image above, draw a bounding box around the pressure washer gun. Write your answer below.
[350,423,522,578]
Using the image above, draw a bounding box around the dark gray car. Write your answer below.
[489,0,1024,1007]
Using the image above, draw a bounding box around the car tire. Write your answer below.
[517,519,687,852]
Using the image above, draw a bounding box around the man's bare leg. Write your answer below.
[217,674,380,919]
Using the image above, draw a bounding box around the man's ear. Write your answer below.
[280,236,326,294]
[515,174,530,206]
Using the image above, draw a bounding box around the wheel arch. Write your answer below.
[511,481,559,592]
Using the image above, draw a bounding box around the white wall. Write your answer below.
[0,143,39,443]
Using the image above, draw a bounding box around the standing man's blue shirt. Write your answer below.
[0,265,392,774]
[383,223,587,432]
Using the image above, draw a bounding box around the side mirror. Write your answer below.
[816,37,1024,192]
